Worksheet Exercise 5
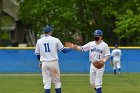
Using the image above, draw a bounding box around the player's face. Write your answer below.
[94,35,102,41]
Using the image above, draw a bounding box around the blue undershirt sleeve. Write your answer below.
[111,56,113,60]
[36,55,40,61]
[61,48,73,53]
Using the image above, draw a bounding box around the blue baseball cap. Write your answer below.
[43,25,52,32]
[93,30,103,36]
[115,44,118,47]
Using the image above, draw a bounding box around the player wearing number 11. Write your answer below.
[35,25,72,93]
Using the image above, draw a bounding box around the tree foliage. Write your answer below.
[114,10,140,45]
[18,0,140,46]
[19,0,78,43]
[101,0,140,45]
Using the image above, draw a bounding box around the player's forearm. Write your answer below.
[64,42,82,51]
[102,56,110,63]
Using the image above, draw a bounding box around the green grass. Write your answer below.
[0,73,140,93]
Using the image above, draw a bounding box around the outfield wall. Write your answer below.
[0,47,140,73]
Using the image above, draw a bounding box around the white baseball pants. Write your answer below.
[41,60,61,89]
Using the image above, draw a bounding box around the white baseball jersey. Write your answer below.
[81,40,110,62]
[111,49,122,62]
[82,40,110,89]
[35,35,64,62]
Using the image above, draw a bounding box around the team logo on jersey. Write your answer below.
[91,48,102,53]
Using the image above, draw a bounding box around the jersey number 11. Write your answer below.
[44,43,50,52]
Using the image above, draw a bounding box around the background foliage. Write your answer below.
[18,0,140,46]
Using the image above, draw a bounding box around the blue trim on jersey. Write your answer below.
[111,56,113,60]
[61,48,73,53]
[36,55,40,61]
[35,53,39,55]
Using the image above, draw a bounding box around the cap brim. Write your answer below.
[92,33,100,36]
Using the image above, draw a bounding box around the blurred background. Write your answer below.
[0,0,140,47]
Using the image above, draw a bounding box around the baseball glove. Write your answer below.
[92,61,104,69]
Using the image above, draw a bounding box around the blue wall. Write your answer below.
[0,48,140,73]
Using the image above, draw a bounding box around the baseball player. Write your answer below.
[111,44,122,75]
[35,25,73,93]
[67,30,110,93]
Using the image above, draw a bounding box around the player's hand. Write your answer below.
[39,62,42,69]
[70,43,78,49]
[110,61,113,66]
[64,42,71,47]
[64,42,77,49]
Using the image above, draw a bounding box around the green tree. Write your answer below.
[18,0,140,46]
[19,0,77,43]
[114,10,140,45]
[101,0,140,45]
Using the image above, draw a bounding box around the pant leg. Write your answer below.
[95,65,105,89]
[117,61,121,74]
[49,61,61,89]
[90,64,96,88]
[117,60,121,69]
[42,62,52,89]
[113,61,117,70]
[90,63,105,89]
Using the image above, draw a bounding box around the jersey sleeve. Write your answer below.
[57,39,64,51]
[104,44,110,57]
[35,41,40,55]
[111,50,114,56]
[81,42,91,51]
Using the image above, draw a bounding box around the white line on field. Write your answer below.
[0,73,89,76]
